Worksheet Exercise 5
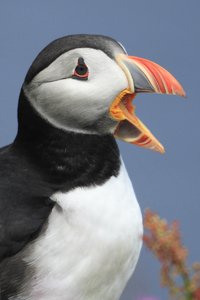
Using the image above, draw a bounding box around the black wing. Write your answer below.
[0,145,54,262]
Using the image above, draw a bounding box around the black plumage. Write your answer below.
[0,91,120,298]
[0,34,122,298]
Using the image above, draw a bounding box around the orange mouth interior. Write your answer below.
[109,89,165,153]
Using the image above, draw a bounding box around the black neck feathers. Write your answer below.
[14,90,120,192]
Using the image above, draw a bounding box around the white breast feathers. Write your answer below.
[18,160,143,300]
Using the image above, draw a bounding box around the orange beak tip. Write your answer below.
[179,88,187,98]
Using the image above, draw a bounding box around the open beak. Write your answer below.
[109,54,186,153]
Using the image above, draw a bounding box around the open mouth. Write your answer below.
[110,89,165,153]
[109,54,185,153]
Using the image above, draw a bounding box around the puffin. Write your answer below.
[0,34,185,300]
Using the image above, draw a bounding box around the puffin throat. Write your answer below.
[15,89,121,191]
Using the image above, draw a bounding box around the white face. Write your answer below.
[24,48,129,134]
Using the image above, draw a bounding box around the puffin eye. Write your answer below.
[72,57,89,80]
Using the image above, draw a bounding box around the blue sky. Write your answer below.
[0,1,199,299]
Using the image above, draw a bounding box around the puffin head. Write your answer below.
[23,34,185,153]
